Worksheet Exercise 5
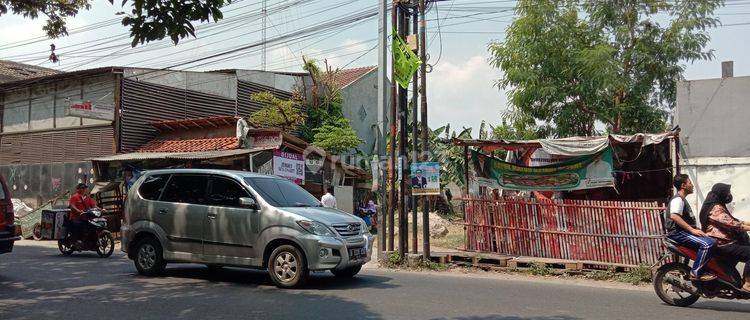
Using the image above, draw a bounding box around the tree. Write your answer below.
[312,118,363,155]
[248,91,304,132]
[298,57,362,154]
[489,0,722,136]
[0,0,229,46]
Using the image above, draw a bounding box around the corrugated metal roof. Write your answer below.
[89,148,270,162]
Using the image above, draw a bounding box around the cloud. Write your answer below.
[426,55,507,133]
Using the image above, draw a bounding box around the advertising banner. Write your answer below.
[273,150,305,185]
[472,148,614,191]
[410,162,441,195]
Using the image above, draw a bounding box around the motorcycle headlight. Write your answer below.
[297,220,335,237]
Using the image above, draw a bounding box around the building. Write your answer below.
[0,63,382,208]
[676,61,750,222]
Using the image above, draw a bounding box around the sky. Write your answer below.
[1,0,749,135]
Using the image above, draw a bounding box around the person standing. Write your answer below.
[665,174,716,281]
[321,186,337,209]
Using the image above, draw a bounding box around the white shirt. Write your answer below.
[669,197,684,215]
[321,193,337,208]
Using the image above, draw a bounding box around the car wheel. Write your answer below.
[331,265,362,278]
[134,237,166,277]
[268,244,308,288]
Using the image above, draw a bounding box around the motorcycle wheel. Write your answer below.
[96,231,115,258]
[58,238,74,256]
[654,262,700,307]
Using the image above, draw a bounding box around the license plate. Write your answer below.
[348,247,366,260]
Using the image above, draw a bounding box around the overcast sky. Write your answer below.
[1,0,749,135]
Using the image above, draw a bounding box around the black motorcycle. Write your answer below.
[58,209,115,258]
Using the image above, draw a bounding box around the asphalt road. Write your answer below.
[2,241,750,320]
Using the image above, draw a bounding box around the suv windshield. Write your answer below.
[244,177,322,208]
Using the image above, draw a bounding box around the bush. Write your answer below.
[617,265,652,285]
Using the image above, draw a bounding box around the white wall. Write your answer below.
[123,68,237,99]
[683,158,750,223]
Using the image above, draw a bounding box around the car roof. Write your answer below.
[141,169,279,180]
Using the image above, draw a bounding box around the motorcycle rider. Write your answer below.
[666,174,717,281]
[699,183,750,292]
[68,183,103,243]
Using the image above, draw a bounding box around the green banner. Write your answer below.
[392,30,421,89]
[472,148,615,191]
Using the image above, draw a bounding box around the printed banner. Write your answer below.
[273,150,305,185]
[392,30,421,89]
[65,101,114,121]
[472,148,614,191]
[411,162,441,195]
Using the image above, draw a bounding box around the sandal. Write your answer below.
[690,273,717,281]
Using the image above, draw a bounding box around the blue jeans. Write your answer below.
[668,230,716,276]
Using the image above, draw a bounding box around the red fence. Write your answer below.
[463,197,666,266]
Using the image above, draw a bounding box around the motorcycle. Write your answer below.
[58,208,115,258]
[653,238,750,307]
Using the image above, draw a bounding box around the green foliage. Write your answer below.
[527,262,552,276]
[0,1,229,46]
[617,265,652,285]
[248,91,304,131]
[298,58,362,154]
[312,118,363,155]
[489,0,723,136]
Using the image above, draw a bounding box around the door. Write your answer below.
[155,174,209,255]
[203,176,257,259]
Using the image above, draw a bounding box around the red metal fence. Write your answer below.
[463,196,666,266]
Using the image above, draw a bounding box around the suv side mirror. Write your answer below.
[239,197,258,210]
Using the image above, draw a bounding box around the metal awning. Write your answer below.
[89,148,271,162]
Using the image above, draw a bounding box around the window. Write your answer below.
[138,174,170,201]
[244,177,321,208]
[160,175,209,205]
[208,177,250,207]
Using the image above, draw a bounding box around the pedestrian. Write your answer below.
[321,186,337,208]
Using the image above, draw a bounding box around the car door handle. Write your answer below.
[207,213,217,219]
[158,209,168,214]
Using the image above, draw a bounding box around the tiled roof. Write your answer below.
[0,60,60,84]
[151,116,238,131]
[335,66,376,88]
[137,137,240,153]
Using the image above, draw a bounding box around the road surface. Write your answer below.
[1,241,749,320]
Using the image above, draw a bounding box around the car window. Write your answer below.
[244,177,321,208]
[208,177,251,207]
[160,175,209,205]
[138,174,170,201]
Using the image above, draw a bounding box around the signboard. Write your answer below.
[65,101,114,121]
[249,132,283,149]
[411,162,441,195]
[472,148,614,191]
[273,150,305,185]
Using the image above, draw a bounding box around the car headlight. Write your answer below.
[297,220,335,237]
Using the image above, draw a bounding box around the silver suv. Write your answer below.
[121,169,373,288]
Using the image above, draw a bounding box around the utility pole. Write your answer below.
[377,0,388,257]
[388,0,398,253]
[419,0,430,259]
[398,6,409,257]
[410,6,419,254]
[261,0,268,71]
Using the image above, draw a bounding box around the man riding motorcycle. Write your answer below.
[68,183,104,242]
[699,183,750,292]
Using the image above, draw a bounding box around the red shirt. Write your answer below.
[69,194,97,221]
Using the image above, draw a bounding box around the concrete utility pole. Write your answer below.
[411,7,419,254]
[377,0,388,257]
[388,0,398,252]
[261,0,268,71]
[419,0,430,258]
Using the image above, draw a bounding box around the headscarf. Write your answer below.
[699,183,733,231]
[362,200,377,214]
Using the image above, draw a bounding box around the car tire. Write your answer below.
[268,244,308,288]
[134,237,166,277]
[331,265,362,278]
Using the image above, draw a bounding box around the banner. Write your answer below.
[392,30,421,89]
[65,101,114,121]
[273,150,305,185]
[472,148,614,191]
[411,162,441,195]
